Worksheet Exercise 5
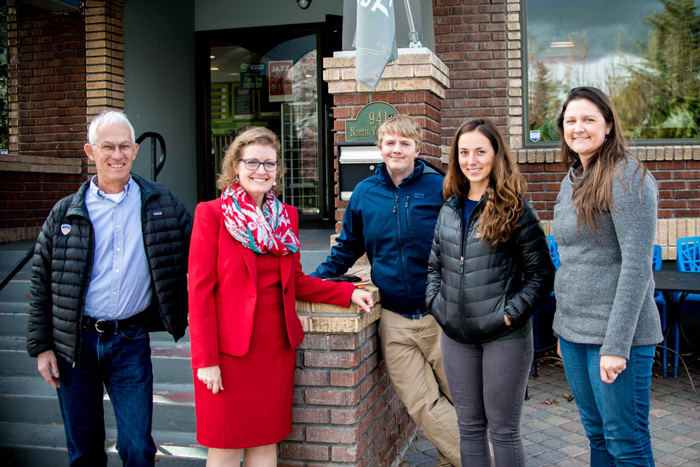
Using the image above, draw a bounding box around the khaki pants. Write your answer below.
[379,309,461,467]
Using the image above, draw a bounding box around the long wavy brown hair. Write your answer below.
[443,118,526,246]
[556,86,647,231]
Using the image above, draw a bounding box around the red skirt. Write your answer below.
[193,253,295,448]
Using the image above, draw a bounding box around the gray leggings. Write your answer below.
[441,331,533,467]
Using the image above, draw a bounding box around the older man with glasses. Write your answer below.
[27,109,192,466]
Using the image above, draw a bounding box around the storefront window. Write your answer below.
[209,33,322,215]
[525,0,700,143]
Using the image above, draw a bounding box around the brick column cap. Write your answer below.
[297,265,382,334]
[324,47,450,98]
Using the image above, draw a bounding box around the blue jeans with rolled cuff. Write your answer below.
[559,337,656,467]
[56,320,156,467]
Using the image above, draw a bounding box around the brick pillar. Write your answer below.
[323,48,450,232]
[280,267,414,466]
[84,0,125,119]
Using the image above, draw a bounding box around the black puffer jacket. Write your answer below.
[27,174,192,364]
[426,195,554,344]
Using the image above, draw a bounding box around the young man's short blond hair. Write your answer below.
[376,114,422,150]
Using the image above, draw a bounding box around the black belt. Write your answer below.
[82,311,145,334]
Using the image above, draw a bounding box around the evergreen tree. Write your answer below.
[616,0,700,138]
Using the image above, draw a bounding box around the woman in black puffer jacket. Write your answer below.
[426,118,554,467]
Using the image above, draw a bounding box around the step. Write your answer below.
[152,329,191,344]
[0,377,196,433]
[0,348,194,383]
[0,309,191,344]
[0,309,29,336]
[0,301,29,314]
[0,240,35,273]
[0,328,191,352]
[0,334,192,359]
[0,279,31,303]
[0,335,26,351]
[0,421,206,467]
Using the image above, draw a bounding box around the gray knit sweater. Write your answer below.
[552,156,663,359]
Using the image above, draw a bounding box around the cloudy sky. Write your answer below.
[526,0,679,59]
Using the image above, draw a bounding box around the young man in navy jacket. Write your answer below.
[312,114,460,466]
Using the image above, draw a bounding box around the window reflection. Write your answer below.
[526,0,700,142]
[209,34,321,215]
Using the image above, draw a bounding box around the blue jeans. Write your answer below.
[559,337,655,467]
[56,321,156,467]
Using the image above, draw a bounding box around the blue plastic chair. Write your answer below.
[546,235,561,270]
[653,244,663,271]
[653,245,668,376]
[673,237,700,376]
[531,235,560,373]
[677,237,700,272]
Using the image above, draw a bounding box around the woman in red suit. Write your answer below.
[189,127,374,466]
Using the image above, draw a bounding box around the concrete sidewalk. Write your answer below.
[298,228,700,466]
[398,354,700,466]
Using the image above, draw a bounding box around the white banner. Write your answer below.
[355,0,398,89]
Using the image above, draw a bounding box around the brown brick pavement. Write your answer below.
[400,354,700,466]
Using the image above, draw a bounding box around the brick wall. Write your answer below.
[1,0,87,241]
[331,91,443,162]
[8,1,87,160]
[1,0,126,242]
[324,51,449,232]
[431,0,700,245]
[330,90,443,231]
[433,0,509,142]
[279,323,415,467]
[0,169,83,242]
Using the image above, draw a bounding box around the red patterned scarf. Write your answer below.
[221,184,300,256]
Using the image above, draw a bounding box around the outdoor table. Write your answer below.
[653,269,700,377]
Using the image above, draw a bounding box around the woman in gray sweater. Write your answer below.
[552,86,663,466]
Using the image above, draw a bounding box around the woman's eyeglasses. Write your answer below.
[241,159,280,172]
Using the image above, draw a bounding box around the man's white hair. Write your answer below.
[87,110,136,145]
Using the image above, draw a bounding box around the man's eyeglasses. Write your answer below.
[95,143,135,156]
[241,159,280,172]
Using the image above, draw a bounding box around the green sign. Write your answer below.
[345,102,399,141]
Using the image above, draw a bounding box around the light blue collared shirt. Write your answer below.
[84,176,152,320]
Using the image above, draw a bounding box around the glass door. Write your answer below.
[203,29,324,218]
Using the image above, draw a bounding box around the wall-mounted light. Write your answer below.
[297,0,311,10]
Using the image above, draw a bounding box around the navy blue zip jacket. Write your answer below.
[311,160,444,315]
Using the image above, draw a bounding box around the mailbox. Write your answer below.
[336,140,382,201]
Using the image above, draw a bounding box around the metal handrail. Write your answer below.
[136,132,166,181]
[0,245,33,292]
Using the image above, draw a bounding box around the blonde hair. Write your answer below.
[216,127,285,195]
[376,114,422,150]
[443,118,526,246]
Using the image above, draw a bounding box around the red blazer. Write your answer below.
[188,198,355,369]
